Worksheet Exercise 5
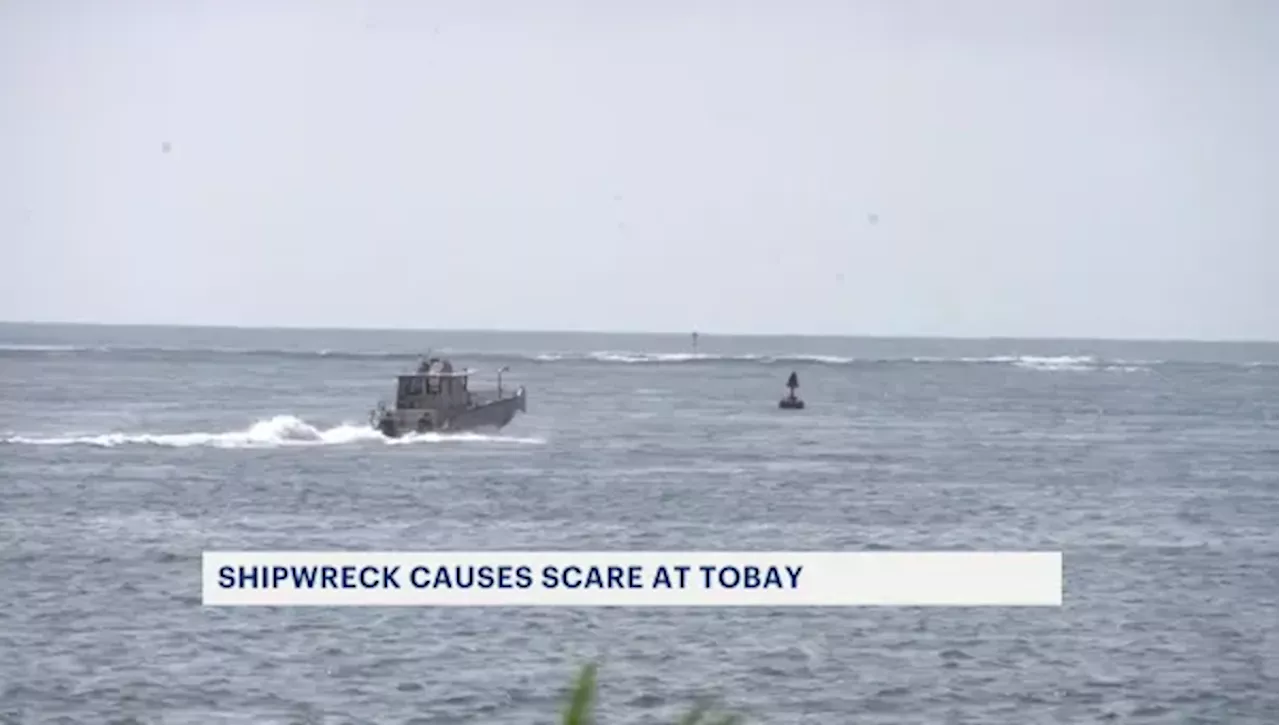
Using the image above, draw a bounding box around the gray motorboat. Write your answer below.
[370,357,526,437]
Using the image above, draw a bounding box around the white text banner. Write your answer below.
[203,551,1062,607]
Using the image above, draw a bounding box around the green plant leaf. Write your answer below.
[677,701,712,725]
[676,698,744,725]
[563,663,598,725]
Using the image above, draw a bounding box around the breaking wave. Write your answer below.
[959,355,1150,373]
[1005,355,1149,373]
[0,415,546,449]
[0,343,1270,370]
[533,351,856,365]
[0,344,858,366]
[541,351,1150,371]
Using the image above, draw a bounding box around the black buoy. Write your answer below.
[779,370,805,409]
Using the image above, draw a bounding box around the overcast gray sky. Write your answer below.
[1,0,1275,339]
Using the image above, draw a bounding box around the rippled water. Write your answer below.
[1,323,1276,724]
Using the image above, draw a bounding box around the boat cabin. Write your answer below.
[394,358,471,410]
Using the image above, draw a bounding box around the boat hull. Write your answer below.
[374,388,527,438]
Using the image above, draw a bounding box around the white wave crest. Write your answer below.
[1103,365,1147,373]
[589,351,730,363]
[787,354,855,365]
[1,415,546,449]
[909,354,1145,372]
[543,350,854,365]
[1010,355,1097,371]
[535,350,1144,369]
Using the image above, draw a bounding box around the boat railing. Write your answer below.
[469,385,523,404]
[469,388,499,403]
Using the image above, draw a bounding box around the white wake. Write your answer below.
[1,415,546,449]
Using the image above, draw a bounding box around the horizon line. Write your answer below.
[0,318,1276,345]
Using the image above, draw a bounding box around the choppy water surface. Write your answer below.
[1,324,1276,724]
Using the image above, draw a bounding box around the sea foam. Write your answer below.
[1,415,546,449]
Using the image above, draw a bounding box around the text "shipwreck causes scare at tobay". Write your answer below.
[218,563,804,591]
[202,551,1063,607]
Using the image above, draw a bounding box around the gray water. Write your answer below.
[1,323,1276,724]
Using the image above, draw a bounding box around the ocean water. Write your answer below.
[0,322,1276,725]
